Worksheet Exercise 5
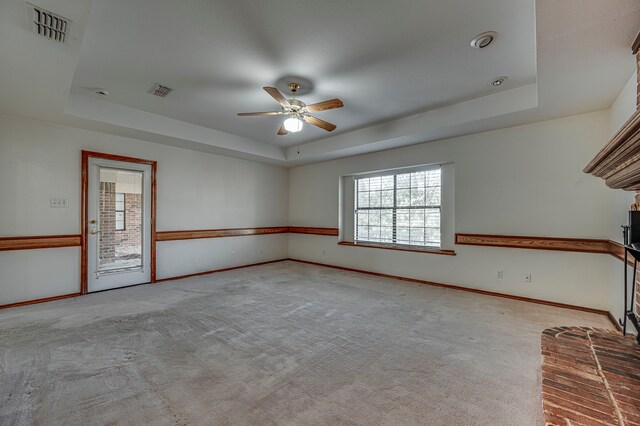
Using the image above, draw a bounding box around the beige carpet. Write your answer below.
[0,260,612,425]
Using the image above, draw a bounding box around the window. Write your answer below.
[115,192,125,231]
[355,166,441,248]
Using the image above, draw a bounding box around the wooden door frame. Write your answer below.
[81,150,157,294]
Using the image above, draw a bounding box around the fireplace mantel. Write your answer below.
[584,33,640,191]
[584,108,640,190]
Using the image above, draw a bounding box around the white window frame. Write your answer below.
[353,165,442,249]
[353,164,443,249]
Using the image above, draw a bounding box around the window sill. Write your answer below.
[338,241,456,256]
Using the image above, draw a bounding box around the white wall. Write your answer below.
[608,71,637,243]
[607,71,638,324]
[288,111,615,310]
[0,114,289,305]
[1,77,636,314]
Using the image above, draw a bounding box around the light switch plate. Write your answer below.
[50,198,69,208]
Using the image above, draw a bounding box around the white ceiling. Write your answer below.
[0,0,639,166]
[70,0,537,148]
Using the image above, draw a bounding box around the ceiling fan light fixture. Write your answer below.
[284,116,303,133]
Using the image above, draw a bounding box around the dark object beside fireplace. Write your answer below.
[622,211,640,343]
[629,211,640,249]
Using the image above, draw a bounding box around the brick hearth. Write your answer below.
[541,327,640,425]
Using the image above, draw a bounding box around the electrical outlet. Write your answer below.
[322,250,326,256]
[50,198,68,208]
[524,273,532,283]
[231,250,236,257]
[258,248,263,255]
[497,270,503,279]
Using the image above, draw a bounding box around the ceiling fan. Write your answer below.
[237,82,343,136]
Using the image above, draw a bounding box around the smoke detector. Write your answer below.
[148,83,173,97]
[27,3,71,43]
[471,31,497,49]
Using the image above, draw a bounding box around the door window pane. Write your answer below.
[98,168,143,272]
[115,193,125,231]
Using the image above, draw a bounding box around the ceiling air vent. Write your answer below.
[148,83,173,97]
[28,3,70,43]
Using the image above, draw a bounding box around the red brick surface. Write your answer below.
[99,182,142,266]
[541,327,640,425]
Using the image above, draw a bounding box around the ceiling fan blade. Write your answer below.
[304,115,337,132]
[305,98,344,113]
[263,86,291,108]
[237,111,281,116]
[277,124,288,136]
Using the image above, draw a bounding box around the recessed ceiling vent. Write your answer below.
[148,83,173,97]
[28,3,70,43]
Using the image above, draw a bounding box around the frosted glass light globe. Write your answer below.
[283,117,303,133]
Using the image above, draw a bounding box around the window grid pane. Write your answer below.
[115,192,126,231]
[355,167,441,248]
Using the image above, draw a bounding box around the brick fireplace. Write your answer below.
[584,32,640,329]
[541,327,640,425]
[544,31,640,426]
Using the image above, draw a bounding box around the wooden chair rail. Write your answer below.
[0,235,81,251]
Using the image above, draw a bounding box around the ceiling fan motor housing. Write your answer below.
[287,99,306,112]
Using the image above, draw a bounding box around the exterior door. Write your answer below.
[87,158,152,292]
